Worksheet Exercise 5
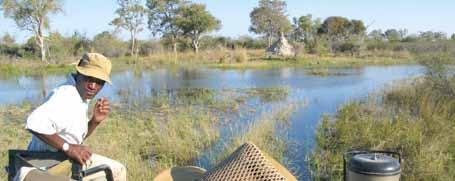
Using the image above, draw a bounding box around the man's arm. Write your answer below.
[86,118,100,138]
[86,97,111,138]
[29,130,92,165]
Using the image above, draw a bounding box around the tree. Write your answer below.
[384,29,401,42]
[146,0,187,53]
[419,31,447,41]
[70,31,91,56]
[249,0,292,47]
[111,0,146,57]
[398,28,408,40]
[2,0,64,62]
[368,29,384,41]
[174,3,220,53]
[318,16,365,41]
[319,16,350,37]
[0,33,16,46]
[318,16,366,54]
[47,31,72,61]
[92,31,128,57]
[451,33,455,41]
[350,20,366,36]
[293,14,313,43]
[433,31,447,40]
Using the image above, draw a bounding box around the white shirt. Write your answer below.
[26,74,90,151]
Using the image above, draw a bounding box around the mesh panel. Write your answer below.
[200,142,289,181]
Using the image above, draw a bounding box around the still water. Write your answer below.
[0,65,423,179]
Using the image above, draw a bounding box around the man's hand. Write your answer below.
[92,97,111,124]
[65,144,92,165]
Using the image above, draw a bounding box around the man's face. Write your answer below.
[75,74,105,100]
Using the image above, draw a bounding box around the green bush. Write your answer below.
[92,31,128,57]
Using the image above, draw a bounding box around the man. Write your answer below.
[16,53,126,181]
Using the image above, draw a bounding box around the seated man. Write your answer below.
[16,53,126,181]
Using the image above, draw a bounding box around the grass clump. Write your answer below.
[212,103,298,176]
[246,87,290,103]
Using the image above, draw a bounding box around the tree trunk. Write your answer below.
[39,36,46,62]
[267,34,273,48]
[172,42,177,53]
[130,32,136,57]
[37,20,46,62]
[171,35,178,53]
[192,39,199,53]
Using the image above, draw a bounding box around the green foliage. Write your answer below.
[233,36,267,49]
[0,33,16,46]
[385,29,402,42]
[2,0,63,30]
[292,14,315,43]
[2,0,64,61]
[138,39,164,56]
[46,32,74,62]
[197,35,231,50]
[419,31,447,41]
[92,31,128,57]
[111,0,147,56]
[0,33,22,58]
[249,0,292,47]
[22,37,39,57]
[174,3,221,53]
[318,16,365,39]
[368,29,385,41]
[316,16,366,55]
[146,0,187,52]
[70,31,92,56]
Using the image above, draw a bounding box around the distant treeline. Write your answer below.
[1,0,455,62]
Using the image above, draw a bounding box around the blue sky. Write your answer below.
[1,0,454,42]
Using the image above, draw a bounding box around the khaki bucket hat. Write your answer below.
[153,142,297,181]
[76,53,112,84]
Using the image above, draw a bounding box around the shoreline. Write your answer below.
[0,54,414,77]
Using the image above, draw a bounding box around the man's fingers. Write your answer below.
[97,104,110,112]
[100,97,109,105]
[77,157,85,166]
[81,151,92,165]
[100,106,111,113]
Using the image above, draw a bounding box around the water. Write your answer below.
[0,65,423,179]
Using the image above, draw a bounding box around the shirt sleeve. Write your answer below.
[25,89,65,135]
[25,104,59,135]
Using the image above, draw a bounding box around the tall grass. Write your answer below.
[85,106,220,179]
[311,52,455,180]
[210,102,298,174]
